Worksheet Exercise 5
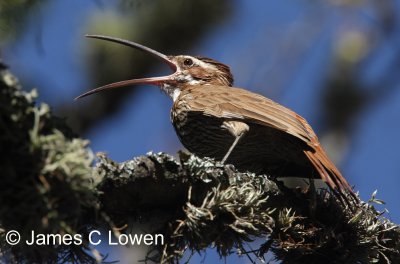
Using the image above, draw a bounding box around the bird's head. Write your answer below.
[75,35,233,101]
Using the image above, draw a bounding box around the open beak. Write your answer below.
[75,34,178,100]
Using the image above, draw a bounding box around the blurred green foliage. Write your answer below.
[0,0,47,43]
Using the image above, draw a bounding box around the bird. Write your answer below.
[76,34,358,205]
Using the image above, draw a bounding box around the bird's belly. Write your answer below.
[172,110,314,177]
[174,113,232,158]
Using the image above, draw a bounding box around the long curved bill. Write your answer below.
[75,35,177,100]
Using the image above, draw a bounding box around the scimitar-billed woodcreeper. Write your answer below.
[76,35,358,205]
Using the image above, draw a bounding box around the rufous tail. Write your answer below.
[304,147,359,206]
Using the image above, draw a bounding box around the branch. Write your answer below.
[0,59,100,263]
[96,152,400,263]
[1,59,399,264]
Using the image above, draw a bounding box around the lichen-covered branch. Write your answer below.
[0,59,100,263]
[96,152,400,264]
[1,60,399,264]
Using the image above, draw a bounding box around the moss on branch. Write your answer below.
[96,152,400,264]
[0,60,99,263]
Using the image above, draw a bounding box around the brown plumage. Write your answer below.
[76,35,358,205]
[172,86,354,193]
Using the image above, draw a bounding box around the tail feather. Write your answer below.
[304,147,358,205]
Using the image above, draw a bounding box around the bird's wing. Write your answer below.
[182,86,316,146]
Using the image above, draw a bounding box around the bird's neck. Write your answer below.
[161,84,181,102]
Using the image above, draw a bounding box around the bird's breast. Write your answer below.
[171,103,232,158]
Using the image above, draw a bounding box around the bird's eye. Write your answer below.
[183,58,193,67]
